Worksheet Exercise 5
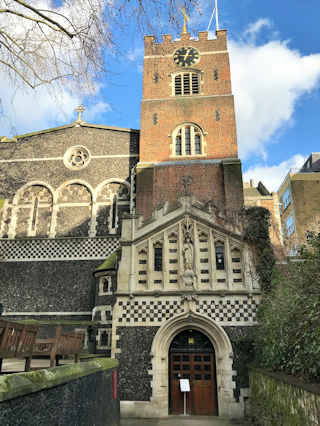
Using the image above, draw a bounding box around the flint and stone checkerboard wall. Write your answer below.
[0,237,119,261]
[115,295,259,326]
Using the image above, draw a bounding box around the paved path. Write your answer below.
[120,417,250,426]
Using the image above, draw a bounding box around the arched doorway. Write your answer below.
[169,329,218,415]
[149,311,239,418]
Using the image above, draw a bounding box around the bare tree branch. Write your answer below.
[0,0,199,93]
[13,0,75,37]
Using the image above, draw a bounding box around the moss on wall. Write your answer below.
[250,369,320,426]
[0,358,118,402]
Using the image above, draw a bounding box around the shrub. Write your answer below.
[254,232,320,382]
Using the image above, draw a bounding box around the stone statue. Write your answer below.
[183,234,193,270]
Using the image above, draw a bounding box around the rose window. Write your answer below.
[64,146,91,170]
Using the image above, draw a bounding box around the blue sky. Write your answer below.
[1,0,320,191]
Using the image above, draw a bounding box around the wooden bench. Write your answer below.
[0,319,39,373]
[32,326,85,368]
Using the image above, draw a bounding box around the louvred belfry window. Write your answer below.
[174,124,203,156]
[174,72,200,95]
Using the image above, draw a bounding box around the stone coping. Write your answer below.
[0,358,118,403]
[250,368,320,395]
[7,320,100,326]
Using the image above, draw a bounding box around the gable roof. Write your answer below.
[0,121,139,143]
[126,197,245,246]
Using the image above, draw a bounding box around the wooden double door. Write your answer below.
[169,351,218,415]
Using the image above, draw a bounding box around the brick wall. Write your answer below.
[140,30,238,163]
[136,160,244,219]
[292,177,320,243]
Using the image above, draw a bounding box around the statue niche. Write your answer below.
[182,216,196,289]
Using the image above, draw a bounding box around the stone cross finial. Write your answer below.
[75,104,85,122]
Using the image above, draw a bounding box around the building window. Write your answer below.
[173,124,203,156]
[153,113,158,125]
[216,110,220,121]
[137,248,148,284]
[215,243,225,270]
[286,215,295,236]
[99,276,112,295]
[214,69,219,80]
[174,72,200,96]
[63,145,91,170]
[154,246,163,271]
[282,188,291,212]
[98,328,111,349]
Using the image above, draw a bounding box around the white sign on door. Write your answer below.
[179,379,190,392]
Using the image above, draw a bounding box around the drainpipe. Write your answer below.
[129,167,136,295]
[129,213,135,295]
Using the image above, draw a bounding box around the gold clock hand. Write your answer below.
[184,48,191,60]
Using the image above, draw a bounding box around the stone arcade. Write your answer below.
[0,28,260,418]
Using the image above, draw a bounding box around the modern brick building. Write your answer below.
[0,28,262,418]
[278,153,320,255]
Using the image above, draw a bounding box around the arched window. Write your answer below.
[174,72,200,96]
[56,183,92,237]
[96,181,130,236]
[215,241,225,270]
[173,124,204,156]
[154,242,163,272]
[15,185,53,237]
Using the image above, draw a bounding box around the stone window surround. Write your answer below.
[135,220,245,292]
[63,145,91,170]
[97,327,112,349]
[170,69,204,97]
[172,71,201,96]
[99,276,113,295]
[169,123,207,158]
[92,305,112,324]
[5,178,131,239]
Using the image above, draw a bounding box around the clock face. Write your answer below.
[173,47,200,67]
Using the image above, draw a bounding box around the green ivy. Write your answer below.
[243,206,275,293]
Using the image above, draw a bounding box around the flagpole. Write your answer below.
[207,0,220,33]
[215,0,219,31]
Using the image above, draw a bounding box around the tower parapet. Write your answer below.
[144,30,227,56]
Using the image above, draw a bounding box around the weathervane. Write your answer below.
[181,7,190,34]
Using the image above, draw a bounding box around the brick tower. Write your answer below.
[136,30,244,218]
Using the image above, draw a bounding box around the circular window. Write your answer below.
[63,145,91,170]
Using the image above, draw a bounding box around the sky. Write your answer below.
[1,0,320,192]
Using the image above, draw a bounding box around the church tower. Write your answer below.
[136,29,244,218]
[114,27,260,419]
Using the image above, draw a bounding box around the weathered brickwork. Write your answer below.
[136,160,243,218]
[140,30,237,163]
[140,96,237,162]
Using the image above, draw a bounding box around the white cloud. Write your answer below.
[0,70,110,136]
[229,22,320,160]
[127,47,144,62]
[126,46,144,73]
[244,18,272,39]
[243,154,306,192]
[85,102,112,122]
